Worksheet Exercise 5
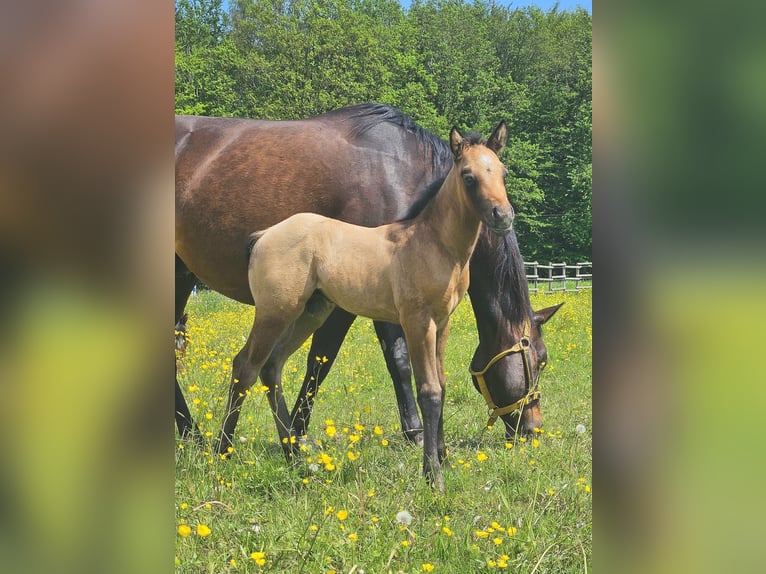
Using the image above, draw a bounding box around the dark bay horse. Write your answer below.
[175,103,558,446]
[222,124,515,489]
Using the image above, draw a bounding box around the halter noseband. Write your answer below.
[469,321,541,429]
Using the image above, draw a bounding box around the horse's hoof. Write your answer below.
[404,430,424,447]
[216,437,234,457]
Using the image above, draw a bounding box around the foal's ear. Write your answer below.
[449,127,464,159]
[533,302,564,325]
[487,120,508,154]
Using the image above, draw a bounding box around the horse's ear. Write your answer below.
[534,302,564,325]
[487,120,508,154]
[450,127,464,159]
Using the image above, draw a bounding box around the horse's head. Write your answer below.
[449,121,513,235]
[470,302,563,439]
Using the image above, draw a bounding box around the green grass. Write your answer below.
[176,290,591,573]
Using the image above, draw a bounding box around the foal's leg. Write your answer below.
[373,321,423,445]
[217,315,289,455]
[290,308,356,439]
[402,317,445,491]
[260,293,337,458]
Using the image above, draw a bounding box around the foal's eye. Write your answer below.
[463,174,476,187]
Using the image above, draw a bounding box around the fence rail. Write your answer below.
[525,261,592,293]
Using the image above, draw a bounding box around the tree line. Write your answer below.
[175,0,591,262]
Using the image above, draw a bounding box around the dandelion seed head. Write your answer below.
[395,510,413,526]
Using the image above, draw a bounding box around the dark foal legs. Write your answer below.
[373,321,423,445]
[175,255,202,442]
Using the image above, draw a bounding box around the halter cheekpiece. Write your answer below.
[469,320,541,429]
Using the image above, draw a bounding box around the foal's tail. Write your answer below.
[246,229,269,261]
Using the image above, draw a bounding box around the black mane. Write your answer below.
[338,103,453,171]
[484,227,534,327]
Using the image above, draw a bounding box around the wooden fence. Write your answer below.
[525,261,592,293]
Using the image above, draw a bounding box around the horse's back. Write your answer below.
[174,107,450,305]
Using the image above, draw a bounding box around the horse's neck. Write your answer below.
[414,170,482,265]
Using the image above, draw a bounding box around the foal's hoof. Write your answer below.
[180,425,205,449]
[425,473,446,492]
[297,435,320,451]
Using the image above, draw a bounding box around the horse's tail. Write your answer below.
[246,229,269,261]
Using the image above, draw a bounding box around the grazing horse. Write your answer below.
[175,104,558,448]
[218,123,517,490]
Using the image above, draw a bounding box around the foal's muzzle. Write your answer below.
[489,206,514,235]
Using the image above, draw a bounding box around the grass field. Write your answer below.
[175,289,591,573]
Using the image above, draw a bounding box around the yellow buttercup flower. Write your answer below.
[336,509,349,521]
[196,524,211,537]
[251,551,266,566]
[422,563,435,572]
[177,524,191,537]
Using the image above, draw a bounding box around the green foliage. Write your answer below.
[175,0,591,260]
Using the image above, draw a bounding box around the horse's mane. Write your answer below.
[337,103,453,171]
[484,227,534,328]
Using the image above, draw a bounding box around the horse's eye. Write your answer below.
[463,174,476,187]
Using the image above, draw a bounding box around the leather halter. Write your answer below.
[469,321,541,429]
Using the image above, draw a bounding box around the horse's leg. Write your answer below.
[261,293,337,458]
[290,307,356,439]
[373,321,423,445]
[175,255,201,442]
[402,317,445,491]
[217,314,290,455]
